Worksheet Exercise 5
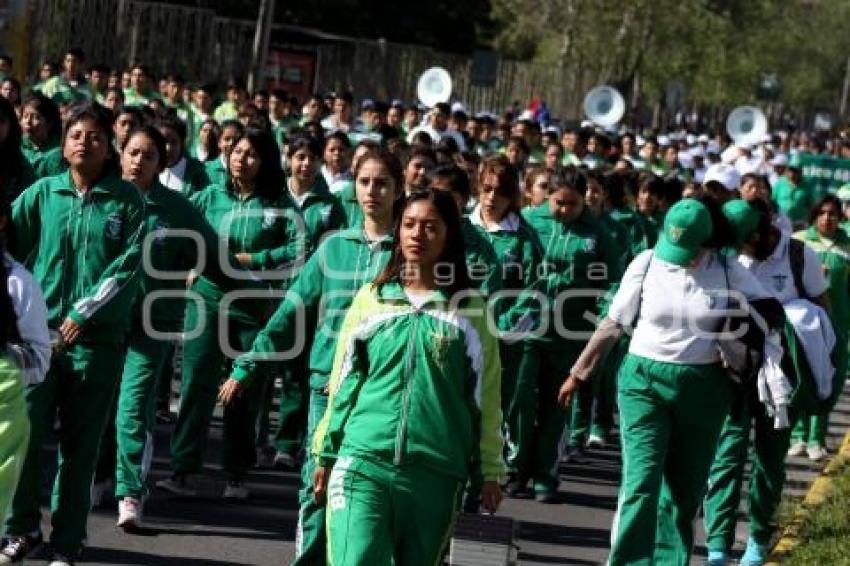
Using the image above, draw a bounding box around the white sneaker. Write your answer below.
[48,552,75,566]
[117,497,143,529]
[787,441,807,457]
[223,480,250,500]
[806,444,828,462]
[156,474,197,497]
[90,478,114,508]
[586,434,606,449]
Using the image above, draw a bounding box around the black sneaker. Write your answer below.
[505,476,529,498]
[563,444,586,464]
[156,473,197,497]
[0,532,43,563]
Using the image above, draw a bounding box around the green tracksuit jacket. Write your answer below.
[21,137,64,180]
[175,156,212,198]
[204,157,228,189]
[188,184,307,321]
[314,282,505,482]
[522,204,622,341]
[290,178,347,252]
[336,181,362,229]
[12,170,146,341]
[231,228,393,388]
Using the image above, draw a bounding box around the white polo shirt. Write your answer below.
[608,249,769,364]
[736,232,827,304]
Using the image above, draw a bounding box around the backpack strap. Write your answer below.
[632,251,653,328]
[788,237,811,301]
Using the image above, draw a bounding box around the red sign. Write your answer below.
[263,48,315,102]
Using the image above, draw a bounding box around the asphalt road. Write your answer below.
[19,383,850,565]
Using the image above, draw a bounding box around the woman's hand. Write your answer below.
[235,253,253,268]
[557,375,581,408]
[59,317,82,346]
[481,481,503,514]
[313,466,330,503]
[186,269,198,288]
[218,377,244,405]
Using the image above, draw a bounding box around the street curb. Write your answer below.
[766,430,850,564]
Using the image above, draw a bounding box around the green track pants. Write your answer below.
[169,299,266,480]
[0,356,30,533]
[509,340,579,492]
[115,328,171,498]
[5,343,123,556]
[326,455,462,565]
[703,391,794,550]
[609,354,731,566]
[293,386,328,565]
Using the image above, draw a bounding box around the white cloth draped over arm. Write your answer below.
[5,254,51,386]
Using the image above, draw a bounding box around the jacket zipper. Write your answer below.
[394,313,419,465]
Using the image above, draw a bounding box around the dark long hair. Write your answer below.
[809,194,843,227]
[0,187,20,347]
[696,194,735,250]
[372,189,472,298]
[227,127,285,202]
[0,97,25,200]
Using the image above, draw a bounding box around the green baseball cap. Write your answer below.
[722,199,761,246]
[836,183,850,202]
[655,198,713,266]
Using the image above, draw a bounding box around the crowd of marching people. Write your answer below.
[0,46,849,566]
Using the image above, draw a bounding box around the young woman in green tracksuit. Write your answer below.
[312,189,504,565]
[790,195,850,459]
[20,93,64,180]
[0,191,50,531]
[253,135,347,467]
[156,127,306,500]
[515,167,620,502]
[468,155,541,496]
[227,149,403,565]
[112,127,237,529]
[204,120,243,188]
[567,170,629,453]
[558,198,774,566]
[3,103,146,566]
[338,140,382,229]
[703,199,829,566]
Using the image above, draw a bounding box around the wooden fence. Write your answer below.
[23,0,605,119]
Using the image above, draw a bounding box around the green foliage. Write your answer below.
[489,0,850,110]
[784,461,850,565]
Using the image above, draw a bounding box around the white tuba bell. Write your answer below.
[416,67,453,108]
[583,86,625,128]
[726,106,768,146]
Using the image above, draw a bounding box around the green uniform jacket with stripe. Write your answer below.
[609,205,649,261]
[230,228,393,388]
[291,177,347,253]
[522,204,622,342]
[469,210,541,333]
[11,170,146,342]
[314,281,505,482]
[189,184,307,323]
[21,137,64,180]
[134,181,231,329]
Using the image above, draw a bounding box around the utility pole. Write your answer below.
[840,54,850,121]
[248,0,276,93]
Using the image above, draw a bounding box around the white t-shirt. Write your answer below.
[404,288,433,310]
[736,232,828,304]
[608,249,769,364]
[159,156,188,193]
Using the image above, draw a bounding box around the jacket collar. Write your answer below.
[377,280,449,307]
[469,204,520,233]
